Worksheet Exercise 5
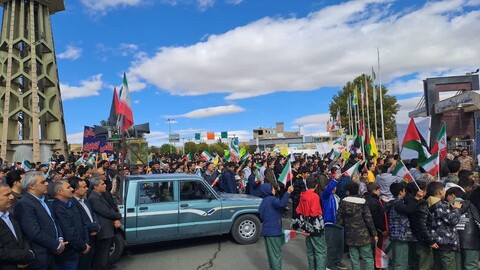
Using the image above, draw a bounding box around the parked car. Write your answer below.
[109,174,262,263]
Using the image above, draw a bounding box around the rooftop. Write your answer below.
[0,0,65,14]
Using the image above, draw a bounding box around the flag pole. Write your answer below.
[372,67,378,141]
[364,74,371,137]
[378,48,386,151]
[348,96,353,136]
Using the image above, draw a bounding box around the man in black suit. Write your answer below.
[69,177,100,270]
[51,180,91,269]
[88,177,121,270]
[15,171,67,270]
[0,182,35,270]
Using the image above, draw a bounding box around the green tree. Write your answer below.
[197,142,209,154]
[100,120,108,126]
[209,143,226,156]
[159,144,173,154]
[329,74,399,140]
[184,142,197,154]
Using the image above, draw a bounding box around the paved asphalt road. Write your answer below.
[116,217,354,270]
[116,230,312,270]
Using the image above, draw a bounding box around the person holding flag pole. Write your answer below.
[259,182,294,270]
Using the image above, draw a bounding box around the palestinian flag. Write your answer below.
[330,146,345,159]
[21,160,31,171]
[278,160,293,185]
[75,156,85,166]
[185,152,192,162]
[281,230,297,245]
[343,161,361,177]
[402,118,431,162]
[392,161,414,182]
[431,122,447,162]
[86,153,96,166]
[200,151,213,162]
[420,152,439,176]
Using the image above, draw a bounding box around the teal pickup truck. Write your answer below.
[109,174,262,263]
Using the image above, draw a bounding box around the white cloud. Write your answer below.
[80,0,144,12]
[57,46,82,60]
[197,0,214,11]
[171,105,245,118]
[293,113,331,130]
[129,0,480,99]
[226,0,242,5]
[145,131,169,146]
[395,96,422,124]
[67,132,84,144]
[61,74,104,100]
[119,43,139,56]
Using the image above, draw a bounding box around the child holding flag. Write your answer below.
[259,183,294,270]
[292,176,326,270]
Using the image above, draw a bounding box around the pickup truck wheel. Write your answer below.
[231,214,261,245]
[109,232,125,264]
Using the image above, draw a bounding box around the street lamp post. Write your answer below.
[167,118,174,154]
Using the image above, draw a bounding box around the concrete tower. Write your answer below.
[0,0,67,163]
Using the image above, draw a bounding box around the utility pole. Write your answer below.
[167,118,174,154]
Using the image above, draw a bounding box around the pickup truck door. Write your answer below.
[178,180,222,236]
[135,180,179,241]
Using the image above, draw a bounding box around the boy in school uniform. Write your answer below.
[259,183,294,269]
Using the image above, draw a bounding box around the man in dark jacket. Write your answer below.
[337,181,377,270]
[70,177,100,270]
[291,168,308,219]
[51,181,91,269]
[446,187,480,270]
[364,183,387,250]
[259,183,293,270]
[88,177,122,270]
[15,171,67,270]
[264,159,278,191]
[405,181,437,270]
[0,182,35,270]
[220,162,237,193]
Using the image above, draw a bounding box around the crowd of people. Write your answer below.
[257,148,480,270]
[0,147,479,270]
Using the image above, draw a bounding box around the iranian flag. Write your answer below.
[278,160,293,185]
[229,138,240,159]
[392,161,414,182]
[343,161,361,177]
[281,230,297,245]
[117,73,134,133]
[420,152,439,176]
[200,150,213,162]
[211,174,221,187]
[402,118,431,162]
[21,160,31,171]
[185,152,192,162]
[431,122,447,162]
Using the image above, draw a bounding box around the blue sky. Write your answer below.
[40,0,480,145]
